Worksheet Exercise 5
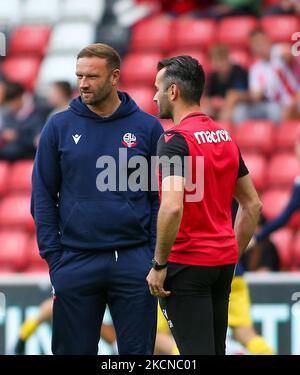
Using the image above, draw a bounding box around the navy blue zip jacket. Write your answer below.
[31,92,163,258]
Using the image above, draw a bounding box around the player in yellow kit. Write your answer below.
[228,263,274,355]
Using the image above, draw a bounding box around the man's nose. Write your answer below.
[79,77,89,89]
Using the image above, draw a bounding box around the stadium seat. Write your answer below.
[261,16,300,43]
[26,236,48,271]
[229,49,252,70]
[48,22,95,54]
[2,56,41,91]
[275,120,300,151]
[0,0,21,26]
[173,18,216,50]
[0,194,35,231]
[36,54,77,96]
[289,230,300,270]
[9,160,34,193]
[21,0,61,24]
[120,86,157,115]
[235,120,275,155]
[0,230,29,271]
[121,52,163,85]
[267,152,298,188]
[130,16,173,53]
[217,17,258,48]
[261,188,290,221]
[270,228,293,270]
[217,121,235,137]
[242,153,267,191]
[263,0,282,7]
[8,26,51,57]
[0,161,10,197]
[61,0,105,23]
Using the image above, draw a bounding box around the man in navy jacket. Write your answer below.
[31,43,163,355]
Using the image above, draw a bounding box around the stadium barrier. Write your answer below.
[0,273,300,355]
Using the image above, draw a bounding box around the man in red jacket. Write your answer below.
[147,55,262,355]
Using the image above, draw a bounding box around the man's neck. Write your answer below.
[87,91,121,118]
[173,104,202,125]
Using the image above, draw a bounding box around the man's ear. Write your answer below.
[169,83,179,101]
[111,69,120,86]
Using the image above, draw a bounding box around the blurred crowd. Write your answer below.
[0,79,73,161]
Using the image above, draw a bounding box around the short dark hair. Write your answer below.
[4,81,25,102]
[77,43,121,71]
[157,56,205,104]
[209,45,229,61]
[250,27,267,39]
[52,81,73,99]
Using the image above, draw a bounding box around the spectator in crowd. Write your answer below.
[264,0,300,16]
[0,82,47,161]
[158,0,211,16]
[272,42,300,120]
[203,45,248,122]
[0,78,6,130]
[196,0,261,19]
[241,215,280,272]
[233,28,284,124]
[46,81,73,117]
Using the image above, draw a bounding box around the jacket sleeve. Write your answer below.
[31,117,62,258]
[256,182,300,242]
[148,119,164,253]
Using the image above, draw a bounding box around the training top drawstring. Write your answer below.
[115,250,118,262]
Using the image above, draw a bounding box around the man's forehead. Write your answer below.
[76,56,108,71]
[156,68,166,84]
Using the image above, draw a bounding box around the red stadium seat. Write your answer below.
[9,160,34,193]
[0,230,29,271]
[229,49,252,70]
[26,235,48,270]
[217,121,235,137]
[261,188,290,220]
[242,153,267,191]
[0,161,10,197]
[217,17,258,48]
[173,18,216,50]
[2,56,41,91]
[263,0,282,7]
[25,264,49,273]
[275,120,300,151]
[261,16,300,43]
[289,230,300,270]
[235,120,275,155]
[8,25,51,57]
[0,194,35,231]
[121,52,163,85]
[121,86,157,115]
[131,16,173,52]
[270,228,293,270]
[267,152,298,188]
